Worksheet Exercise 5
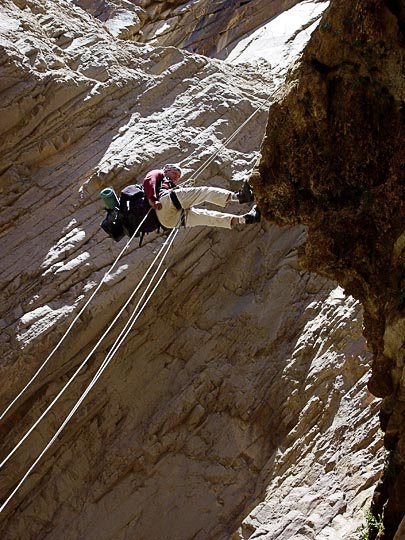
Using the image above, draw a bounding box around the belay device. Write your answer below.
[100,185,162,246]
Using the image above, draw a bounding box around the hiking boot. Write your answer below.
[244,205,261,224]
[236,179,254,204]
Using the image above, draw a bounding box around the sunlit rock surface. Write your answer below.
[72,0,303,58]
[0,0,385,539]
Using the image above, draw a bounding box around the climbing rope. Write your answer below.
[0,92,273,424]
[0,211,153,423]
[177,93,273,188]
[0,227,176,472]
[0,229,178,513]
[0,89,274,511]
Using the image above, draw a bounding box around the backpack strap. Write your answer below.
[169,191,182,210]
[170,191,186,227]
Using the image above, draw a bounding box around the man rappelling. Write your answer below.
[144,163,260,229]
[100,163,260,244]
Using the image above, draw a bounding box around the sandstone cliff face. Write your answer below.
[72,0,302,58]
[253,0,404,537]
[0,1,386,539]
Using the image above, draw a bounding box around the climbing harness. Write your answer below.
[169,191,186,226]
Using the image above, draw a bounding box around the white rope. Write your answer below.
[0,90,273,510]
[0,244,173,513]
[177,93,273,188]
[0,210,152,422]
[1,93,272,422]
[88,231,178,396]
[100,228,178,371]
[0,227,174,471]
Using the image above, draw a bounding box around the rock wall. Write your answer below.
[0,0,386,539]
[253,0,404,537]
[72,0,302,58]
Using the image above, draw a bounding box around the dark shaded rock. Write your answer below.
[254,0,404,537]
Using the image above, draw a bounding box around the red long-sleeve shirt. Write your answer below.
[143,169,174,202]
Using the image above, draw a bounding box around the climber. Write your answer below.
[143,164,260,230]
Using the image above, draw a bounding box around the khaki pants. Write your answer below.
[157,186,237,229]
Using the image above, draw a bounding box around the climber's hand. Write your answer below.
[149,198,162,210]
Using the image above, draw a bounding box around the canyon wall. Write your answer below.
[0,1,391,539]
[72,0,301,57]
[253,0,404,537]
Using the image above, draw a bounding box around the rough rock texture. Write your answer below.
[0,0,386,539]
[72,0,302,58]
[252,0,404,537]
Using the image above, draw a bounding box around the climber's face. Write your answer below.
[165,167,182,183]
